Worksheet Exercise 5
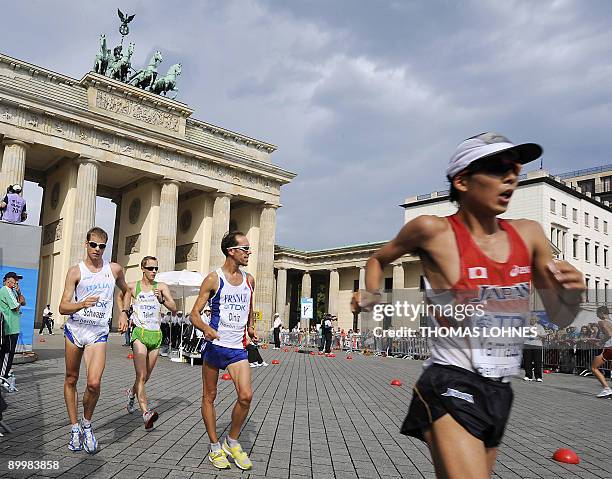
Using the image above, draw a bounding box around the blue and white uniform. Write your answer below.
[64,262,115,348]
[201,268,253,369]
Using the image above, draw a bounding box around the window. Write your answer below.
[603,175,612,192]
[585,277,590,302]
[573,237,578,258]
[550,227,555,243]
[605,221,608,234]
[585,212,589,226]
[384,277,393,292]
[550,198,556,213]
[561,203,567,218]
[595,280,600,303]
[585,241,590,262]
[578,179,595,195]
[605,248,608,268]
[606,283,609,303]
[595,245,599,265]
[562,231,567,259]
[595,216,599,230]
[353,280,359,292]
[573,208,578,222]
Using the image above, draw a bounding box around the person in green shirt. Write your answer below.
[0,272,24,388]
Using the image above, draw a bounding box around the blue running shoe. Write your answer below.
[68,425,82,452]
[82,423,97,454]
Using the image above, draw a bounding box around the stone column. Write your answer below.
[301,271,311,329]
[110,196,122,263]
[69,158,99,265]
[328,269,340,316]
[0,139,29,195]
[156,179,180,272]
[275,268,287,321]
[357,266,366,328]
[392,263,405,289]
[254,203,278,334]
[209,192,232,271]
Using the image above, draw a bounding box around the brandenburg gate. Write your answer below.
[0,52,295,333]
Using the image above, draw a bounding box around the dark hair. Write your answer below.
[141,256,157,268]
[596,306,609,317]
[86,226,108,242]
[221,231,246,256]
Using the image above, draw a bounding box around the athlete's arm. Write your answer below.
[190,272,220,340]
[352,215,445,312]
[112,263,130,334]
[158,283,177,314]
[522,220,585,329]
[598,320,612,338]
[59,265,98,315]
[246,274,257,341]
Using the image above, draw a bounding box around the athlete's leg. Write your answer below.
[131,340,150,412]
[202,361,220,443]
[423,414,491,479]
[226,360,253,440]
[591,354,609,389]
[485,448,498,477]
[64,338,84,425]
[145,348,160,382]
[82,342,107,421]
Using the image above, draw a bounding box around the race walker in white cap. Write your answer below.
[353,132,585,479]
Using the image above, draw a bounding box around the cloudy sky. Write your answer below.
[3,0,612,251]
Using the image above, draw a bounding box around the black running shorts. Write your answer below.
[400,364,513,448]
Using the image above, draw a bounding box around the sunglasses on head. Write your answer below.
[228,245,251,252]
[88,241,107,250]
[143,266,159,271]
[466,155,521,177]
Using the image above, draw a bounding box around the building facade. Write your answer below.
[0,52,295,333]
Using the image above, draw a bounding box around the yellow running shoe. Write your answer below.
[208,449,231,469]
[222,439,253,470]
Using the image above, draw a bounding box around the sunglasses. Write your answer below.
[88,241,107,250]
[144,266,159,271]
[466,156,521,177]
[228,246,251,252]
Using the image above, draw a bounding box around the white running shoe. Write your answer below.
[535,378,543,383]
[523,377,532,382]
[143,410,159,431]
[81,423,97,454]
[249,363,258,368]
[261,362,269,367]
[126,388,137,414]
[68,425,82,452]
[596,387,612,398]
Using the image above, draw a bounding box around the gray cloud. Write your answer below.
[4,0,612,251]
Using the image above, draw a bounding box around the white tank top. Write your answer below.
[208,268,252,349]
[133,281,162,330]
[70,262,115,327]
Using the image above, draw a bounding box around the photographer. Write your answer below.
[39,304,53,335]
[322,314,334,353]
[0,272,25,389]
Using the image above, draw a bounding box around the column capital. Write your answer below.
[391,262,404,268]
[2,138,31,149]
[213,190,233,199]
[329,268,338,273]
[263,202,281,209]
[76,156,100,167]
[159,177,181,187]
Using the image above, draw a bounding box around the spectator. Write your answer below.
[122,306,133,347]
[39,304,53,335]
[272,313,282,349]
[0,185,27,224]
[322,314,333,353]
[247,335,268,368]
[0,272,25,390]
[523,316,545,382]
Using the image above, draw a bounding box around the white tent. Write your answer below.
[156,270,205,361]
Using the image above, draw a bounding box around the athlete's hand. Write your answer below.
[118,315,128,334]
[247,325,258,341]
[351,291,381,313]
[154,288,162,302]
[81,296,99,309]
[548,260,585,304]
[202,323,219,341]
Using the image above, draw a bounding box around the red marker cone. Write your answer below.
[390,379,402,386]
[310,351,316,356]
[318,351,324,356]
[283,348,289,352]
[294,348,299,352]
[39,338,46,343]
[543,369,552,374]
[346,355,352,360]
[271,359,280,365]
[327,353,336,358]
[127,353,134,359]
[222,373,231,380]
[553,448,580,464]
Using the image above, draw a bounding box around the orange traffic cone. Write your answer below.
[553,448,580,464]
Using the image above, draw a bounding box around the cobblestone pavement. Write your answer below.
[0,334,610,479]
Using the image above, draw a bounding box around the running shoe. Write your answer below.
[249,363,258,368]
[222,439,253,470]
[260,362,269,367]
[143,410,159,431]
[126,388,137,414]
[81,423,97,454]
[68,425,82,452]
[596,387,612,398]
[208,449,231,469]
[523,377,532,382]
[535,378,543,383]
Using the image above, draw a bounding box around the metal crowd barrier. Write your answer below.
[542,344,612,376]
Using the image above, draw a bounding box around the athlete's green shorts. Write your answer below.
[130,327,162,351]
